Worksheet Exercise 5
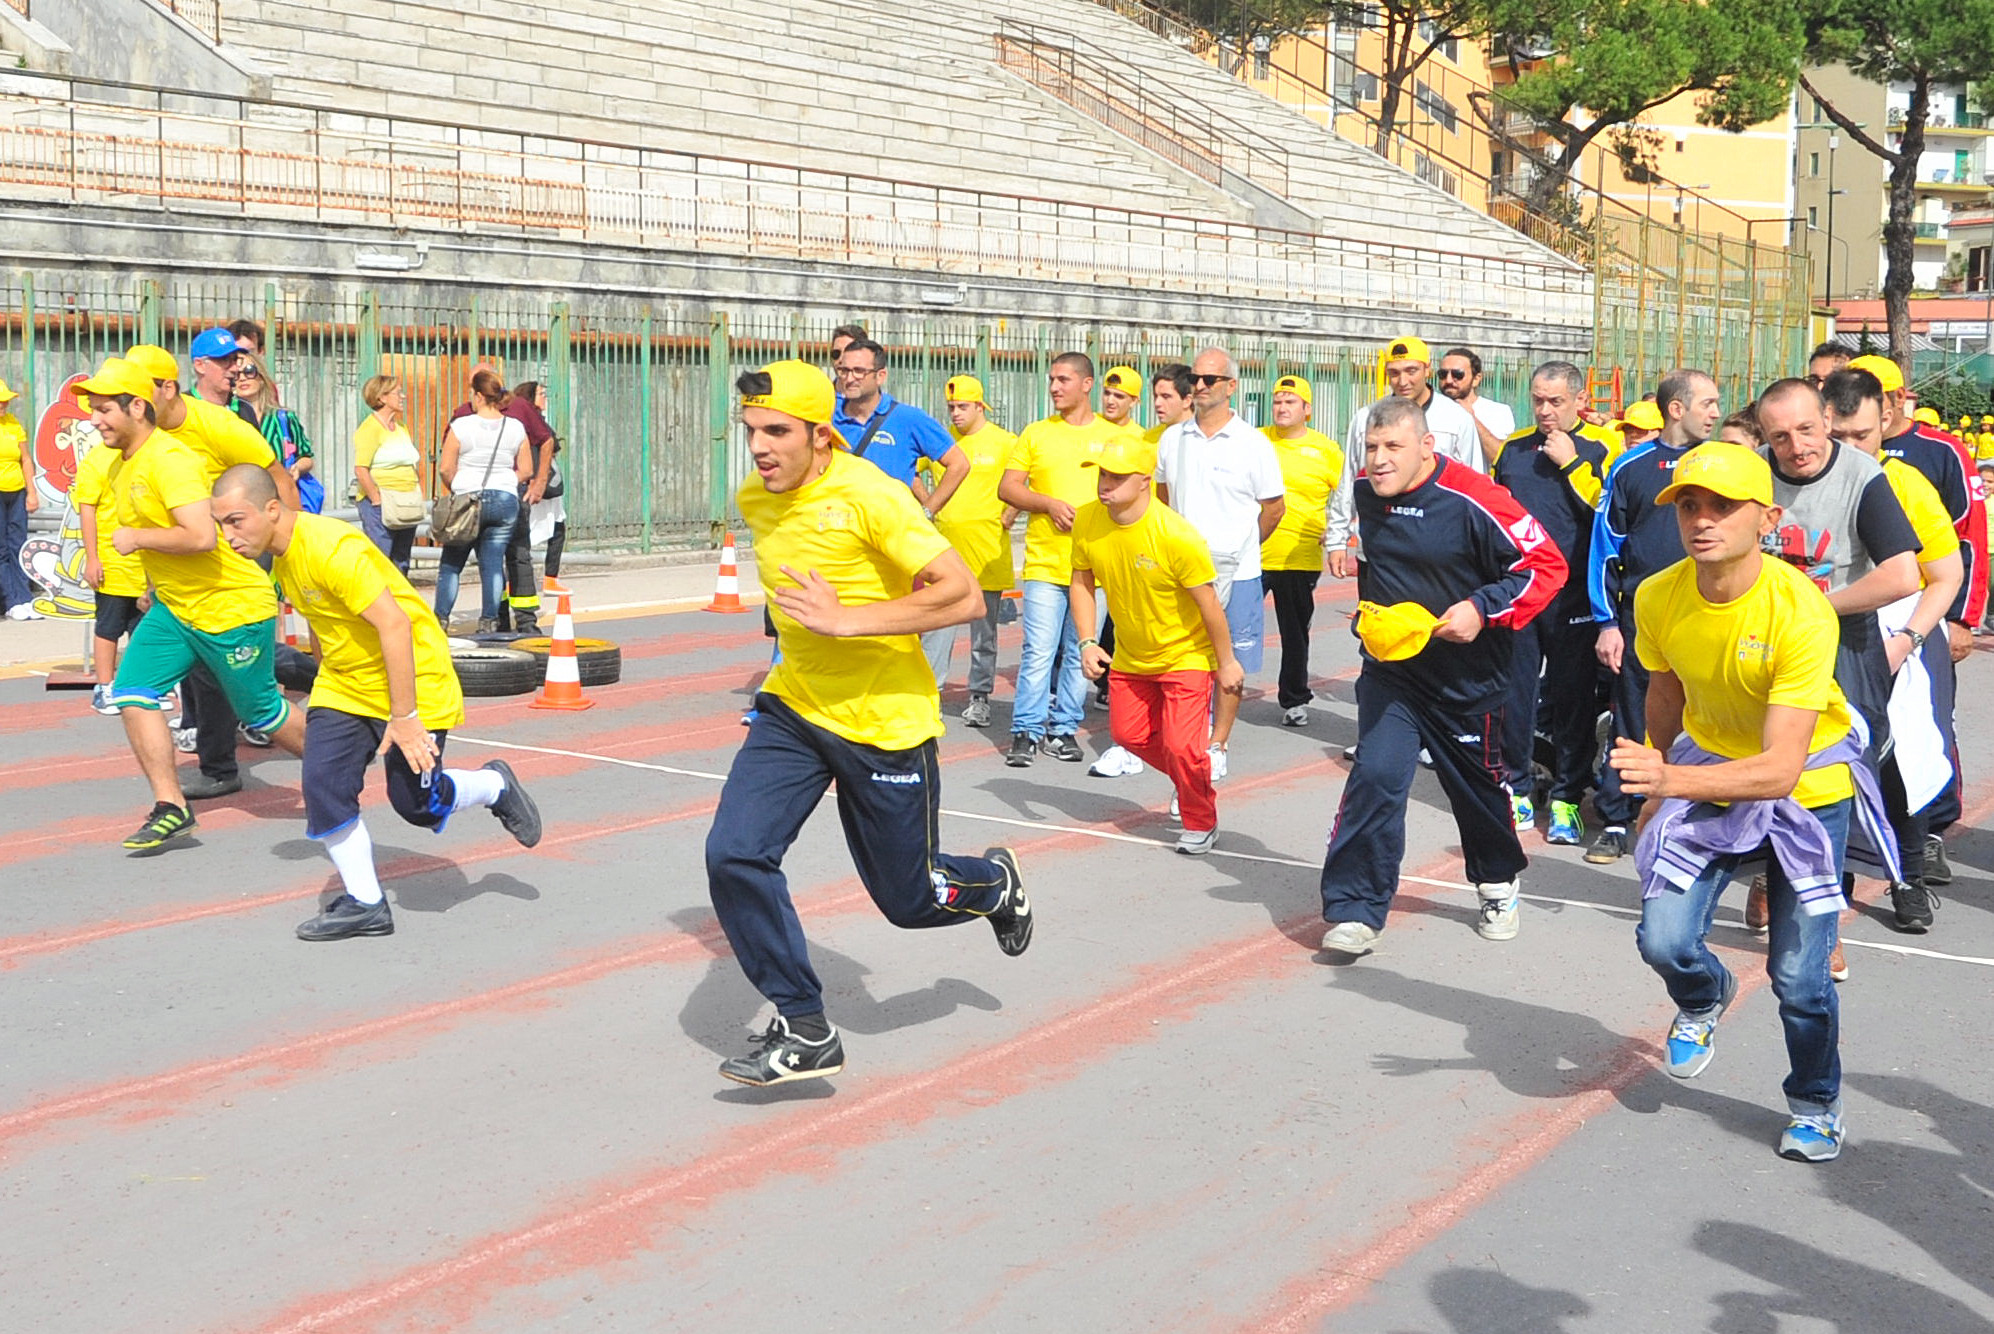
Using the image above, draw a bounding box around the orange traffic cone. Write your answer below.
[280,598,301,649]
[705,531,749,613]
[529,578,597,711]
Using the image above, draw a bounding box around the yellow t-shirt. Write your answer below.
[935,422,1018,593]
[1975,431,1994,466]
[71,442,148,598]
[274,512,465,729]
[1259,426,1343,572]
[353,415,422,493]
[113,432,277,634]
[738,450,955,751]
[1070,497,1219,674]
[1633,556,1854,808]
[1007,414,1129,584]
[168,396,278,485]
[1881,456,1960,569]
[0,413,25,492]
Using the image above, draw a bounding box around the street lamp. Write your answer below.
[1796,121,1867,309]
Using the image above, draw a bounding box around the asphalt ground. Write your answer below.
[5,580,1993,1333]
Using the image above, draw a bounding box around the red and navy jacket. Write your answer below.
[1880,424,1989,626]
[1352,455,1569,711]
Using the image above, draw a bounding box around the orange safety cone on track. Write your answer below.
[280,598,301,649]
[705,531,749,613]
[529,578,597,712]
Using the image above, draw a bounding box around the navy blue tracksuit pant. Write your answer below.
[1593,607,1649,830]
[706,693,1009,1020]
[1320,671,1527,931]
[1502,590,1599,805]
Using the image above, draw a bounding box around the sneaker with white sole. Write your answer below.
[1320,921,1381,956]
[718,1015,845,1086]
[959,693,993,728]
[5,603,44,621]
[238,722,274,748]
[1511,794,1535,831]
[983,847,1032,956]
[1208,745,1228,782]
[1475,879,1521,941]
[173,726,199,754]
[1546,800,1584,845]
[1088,744,1146,778]
[1175,826,1216,856]
[1778,1110,1845,1163]
[1664,968,1737,1079]
[90,685,119,716]
[1168,791,1181,825]
[1281,705,1310,727]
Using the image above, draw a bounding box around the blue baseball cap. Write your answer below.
[189,327,241,362]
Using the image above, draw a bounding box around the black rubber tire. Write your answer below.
[451,647,544,697]
[503,636,623,688]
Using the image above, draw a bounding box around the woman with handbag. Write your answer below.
[237,352,325,514]
[353,374,424,572]
[433,369,531,633]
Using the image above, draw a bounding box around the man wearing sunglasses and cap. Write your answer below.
[1317,397,1567,959]
[187,327,259,429]
[705,361,1032,1087]
[1323,334,1483,580]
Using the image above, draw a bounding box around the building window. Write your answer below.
[1413,80,1458,134]
[1810,151,1821,176]
[1808,205,1819,228]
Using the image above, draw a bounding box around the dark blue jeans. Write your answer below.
[705,693,1009,1019]
[433,489,519,624]
[1635,797,1850,1116]
[0,487,32,611]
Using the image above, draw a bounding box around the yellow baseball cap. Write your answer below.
[1355,601,1444,662]
[740,359,835,426]
[1382,335,1431,365]
[1846,354,1905,393]
[1982,414,1994,426]
[75,357,157,408]
[1913,406,1942,427]
[1273,374,1313,405]
[1103,366,1143,397]
[1656,441,1775,507]
[1081,434,1159,475]
[1622,400,1665,432]
[944,374,986,404]
[125,344,180,382]
[0,378,16,403]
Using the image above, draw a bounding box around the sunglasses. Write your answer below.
[1437,368,1471,380]
[1192,373,1233,388]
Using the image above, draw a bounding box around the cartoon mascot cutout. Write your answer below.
[18,374,102,620]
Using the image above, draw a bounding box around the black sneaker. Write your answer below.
[984,847,1032,956]
[1585,827,1630,865]
[482,760,542,848]
[182,772,243,800]
[1924,834,1952,886]
[718,1015,845,1086]
[1889,879,1939,933]
[514,613,541,636]
[1004,733,1038,767]
[122,802,196,851]
[1041,733,1083,762]
[296,893,395,941]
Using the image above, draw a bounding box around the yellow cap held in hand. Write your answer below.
[1355,600,1444,663]
[740,359,836,427]
[1656,441,1775,508]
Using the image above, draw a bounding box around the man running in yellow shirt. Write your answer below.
[210,465,542,941]
[1070,434,1243,854]
[1260,375,1342,727]
[922,375,1018,727]
[80,358,303,852]
[73,435,150,714]
[706,361,1032,1087]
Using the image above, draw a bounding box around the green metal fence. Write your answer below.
[0,270,1796,551]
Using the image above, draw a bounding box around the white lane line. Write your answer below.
[453,735,1994,970]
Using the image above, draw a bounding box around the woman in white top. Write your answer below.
[433,369,531,631]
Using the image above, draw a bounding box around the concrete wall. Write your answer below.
[26,0,266,96]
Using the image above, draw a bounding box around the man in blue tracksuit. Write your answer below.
[1491,360,1617,846]
[1586,368,1723,864]
[1318,398,1569,958]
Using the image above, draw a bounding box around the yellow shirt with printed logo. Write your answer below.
[933,422,1018,593]
[167,396,278,485]
[71,441,148,598]
[0,413,25,491]
[1259,425,1343,572]
[1881,456,1960,568]
[1007,414,1128,584]
[274,512,464,729]
[114,432,277,634]
[1070,497,1218,675]
[1634,556,1853,808]
[738,450,955,750]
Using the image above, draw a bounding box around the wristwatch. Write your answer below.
[1897,627,1927,650]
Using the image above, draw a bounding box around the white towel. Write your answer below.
[1877,594,1950,812]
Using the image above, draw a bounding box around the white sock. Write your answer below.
[446,767,505,812]
[324,820,385,905]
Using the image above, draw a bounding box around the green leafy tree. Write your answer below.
[1801,0,1994,365]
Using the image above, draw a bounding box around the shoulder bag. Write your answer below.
[430,417,508,546]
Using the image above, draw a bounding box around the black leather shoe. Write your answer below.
[182,773,243,800]
[297,894,394,941]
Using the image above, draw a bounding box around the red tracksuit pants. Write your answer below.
[1109,668,1216,832]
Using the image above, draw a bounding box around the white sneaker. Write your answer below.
[90,684,119,716]
[1175,826,1217,856]
[1168,791,1181,825]
[1342,743,1359,760]
[1282,705,1310,727]
[238,722,274,748]
[173,726,198,754]
[1320,921,1381,956]
[1476,880,1521,941]
[1419,748,1434,768]
[1208,744,1228,782]
[5,603,43,621]
[1088,744,1147,778]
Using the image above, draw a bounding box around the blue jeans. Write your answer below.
[1013,578,1085,739]
[357,497,415,574]
[1635,797,1850,1116]
[433,489,519,624]
[0,486,32,611]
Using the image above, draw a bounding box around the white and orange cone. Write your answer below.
[705,531,749,613]
[280,598,302,649]
[529,578,597,712]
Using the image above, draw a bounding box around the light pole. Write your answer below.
[1795,121,1867,309]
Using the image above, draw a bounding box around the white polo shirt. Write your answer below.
[1324,391,1485,550]
[1155,411,1285,582]
[1468,395,1516,441]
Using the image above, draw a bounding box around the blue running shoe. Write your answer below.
[1664,969,1737,1079]
[1511,794,1535,832]
[1547,800,1584,845]
[1778,1112,1844,1162]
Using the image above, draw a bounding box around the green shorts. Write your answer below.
[110,603,290,733]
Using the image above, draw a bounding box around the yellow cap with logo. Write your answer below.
[1355,600,1444,662]
[75,357,158,408]
[740,359,835,426]
[125,344,180,383]
[1622,400,1665,432]
[1102,366,1143,397]
[1081,434,1159,476]
[1656,441,1775,507]
[1274,374,1313,405]
[944,374,986,404]
[1913,406,1941,427]
[1846,354,1905,394]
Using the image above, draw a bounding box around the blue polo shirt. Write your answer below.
[831,392,954,486]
